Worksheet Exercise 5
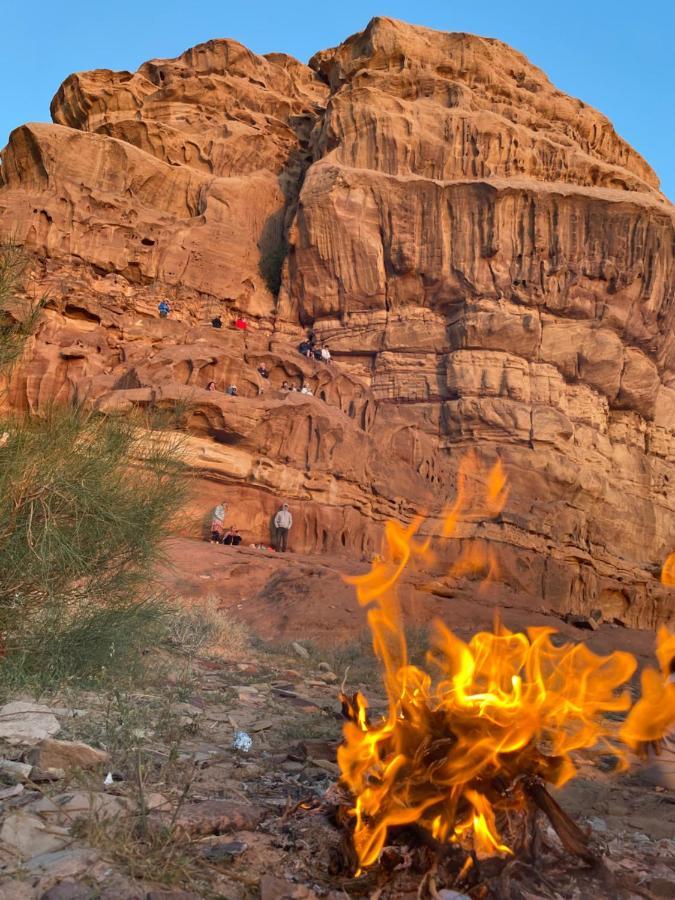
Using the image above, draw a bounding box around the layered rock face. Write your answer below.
[0,18,673,626]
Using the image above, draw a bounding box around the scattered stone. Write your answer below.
[259,876,318,900]
[318,671,338,684]
[586,816,608,832]
[0,783,24,800]
[25,847,101,876]
[30,767,66,783]
[249,719,275,732]
[317,662,332,672]
[29,790,128,820]
[292,642,310,659]
[650,878,675,898]
[201,840,247,862]
[163,800,265,837]
[40,882,95,900]
[0,701,61,744]
[0,881,34,900]
[27,739,109,773]
[146,892,203,900]
[301,740,338,762]
[0,758,33,781]
[312,758,340,776]
[0,812,70,858]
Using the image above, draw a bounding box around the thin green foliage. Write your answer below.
[0,408,187,685]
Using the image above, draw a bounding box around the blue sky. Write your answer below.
[2,0,673,199]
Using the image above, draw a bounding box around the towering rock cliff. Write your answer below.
[0,18,673,626]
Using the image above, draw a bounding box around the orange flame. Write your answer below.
[662,551,675,586]
[337,459,672,870]
[621,626,675,750]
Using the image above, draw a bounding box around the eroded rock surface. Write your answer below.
[0,18,673,626]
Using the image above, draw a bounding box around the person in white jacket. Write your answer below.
[274,503,293,552]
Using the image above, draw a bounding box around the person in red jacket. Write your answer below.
[234,316,248,330]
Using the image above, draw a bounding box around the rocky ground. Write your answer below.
[0,540,672,900]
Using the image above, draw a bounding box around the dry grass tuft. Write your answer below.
[165,596,250,659]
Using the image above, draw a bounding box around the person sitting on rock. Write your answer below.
[211,316,222,328]
[298,340,312,358]
[226,385,238,396]
[210,500,227,543]
[281,380,291,392]
[158,300,170,318]
[300,385,313,395]
[313,346,323,361]
[222,526,243,546]
[274,503,293,552]
[206,381,217,392]
[320,347,331,362]
[234,316,248,330]
[258,363,269,379]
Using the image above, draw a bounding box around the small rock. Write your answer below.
[312,758,340,776]
[0,881,34,900]
[40,882,95,900]
[281,669,302,680]
[318,671,338,684]
[437,892,471,900]
[29,790,128,820]
[292,642,310,659]
[281,761,305,773]
[0,758,33,781]
[0,783,24,800]
[0,701,60,744]
[317,662,332,672]
[586,816,608,832]
[300,739,338,762]
[259,876,318,900]
[650,877,675,898]
[25,847,100,876]
[27,739,109,773]
[30,766,66,783]
[0,812,70,858]
[146,893,203,900]
[201,840,247,862]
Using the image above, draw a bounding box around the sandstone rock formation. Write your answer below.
[0,18,673,627]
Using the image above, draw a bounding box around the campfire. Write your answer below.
[327,455,675,894]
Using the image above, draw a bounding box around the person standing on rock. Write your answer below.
[274,503,293,552]
[158,299,170,318]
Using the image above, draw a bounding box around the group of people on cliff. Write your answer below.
[209,499,293,553]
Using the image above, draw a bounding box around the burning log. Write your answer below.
[522,777,597,865]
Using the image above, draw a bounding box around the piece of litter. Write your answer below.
[232,731,252,753]
[103,771,114,786]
